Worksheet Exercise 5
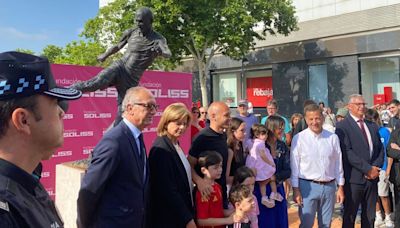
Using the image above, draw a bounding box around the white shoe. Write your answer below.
[270,192,284,202]
[375,213,384,227]
[261,196,275,208]
[385,218,394,228]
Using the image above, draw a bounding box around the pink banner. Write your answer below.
[41,64,192,199]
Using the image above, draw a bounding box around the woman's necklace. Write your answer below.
[268,140,278,158]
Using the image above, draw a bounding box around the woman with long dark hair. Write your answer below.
[254,115,291,228]
[226,117,247,185]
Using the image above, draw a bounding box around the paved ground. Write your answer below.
[286,199,362,228]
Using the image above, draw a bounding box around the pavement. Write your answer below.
[286,197,362,228]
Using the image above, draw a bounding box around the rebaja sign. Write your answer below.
[41,64,192,200]
[253,88,273,97]
[246,76,273,107]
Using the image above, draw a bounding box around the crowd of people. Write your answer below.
[2,52,400,228]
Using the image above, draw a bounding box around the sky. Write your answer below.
[0,0,99,54]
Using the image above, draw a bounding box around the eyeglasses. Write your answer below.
[134,103,159,111]
[350,102,367,107]
[200,112,207,114]
[192,111,199,114]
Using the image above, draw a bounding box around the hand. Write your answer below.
[197,179,213,200]
[186,220,197,228]
[292,188,303,207]
[366,166,380,179]
[97,53,107,62]
[391,143,400,150]
[336,185,345,204]
[231,213,241,223]
[386,169,391,178]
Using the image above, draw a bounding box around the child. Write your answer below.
[245,124,283,208]
[196,151,234,228]
[228,184,255,228]
[232,166,259,228]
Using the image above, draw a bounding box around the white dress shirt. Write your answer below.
[349,113,373,156]
[290,128,345,187]
[174,143,194,206]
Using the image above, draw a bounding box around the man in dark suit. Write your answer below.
[77,86,157,228]
[335,94,384,228]
[387,128,400,227]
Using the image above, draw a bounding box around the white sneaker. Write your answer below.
[270,192,284,202]
[385,218,394,228]
[375,213,384,227]
[261,196,275,208]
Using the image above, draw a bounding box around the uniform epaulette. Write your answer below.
[0,200,9,212]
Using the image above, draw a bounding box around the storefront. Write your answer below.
[212,69,272,109]
[360,55,400,106]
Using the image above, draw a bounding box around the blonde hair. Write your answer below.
[157,103,192,136]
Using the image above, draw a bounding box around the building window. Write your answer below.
[245,70,273,108]
[360,57,400,105]
[212,73,238,107]
[308,64,328,106]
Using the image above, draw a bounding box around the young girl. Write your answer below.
[226,117,247,185]
[232,167,259,228]
[245,124,283,208]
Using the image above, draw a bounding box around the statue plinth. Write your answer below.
[55,160,88,228]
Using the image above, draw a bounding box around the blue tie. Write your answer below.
[138,133,145,162]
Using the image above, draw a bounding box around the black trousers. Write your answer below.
[342,181,378,228]
[394,184,400,228]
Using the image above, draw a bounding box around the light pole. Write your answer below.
[241,57,249,99]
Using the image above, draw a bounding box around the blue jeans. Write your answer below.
[298,179,336,228]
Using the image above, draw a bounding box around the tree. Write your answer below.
[41,45,63,63]
[15,48,35,55]
[82,0,298,105]
[139,0,298,106]
[53,40,107,66]
[81,0,172,70]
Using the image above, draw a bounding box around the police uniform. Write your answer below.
[0,159,63,227]
[0,52,82,227]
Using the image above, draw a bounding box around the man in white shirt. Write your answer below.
[291,103,345,228]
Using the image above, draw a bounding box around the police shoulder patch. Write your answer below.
[0,200,9,212]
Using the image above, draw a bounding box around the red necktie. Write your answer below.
[357,119,369,146]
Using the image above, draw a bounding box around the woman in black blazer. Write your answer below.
[148,103,196,228]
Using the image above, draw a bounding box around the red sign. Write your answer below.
[373,94,385,105]
[41,64,192,199]
[246,77,273,107]
[384,86,393,102]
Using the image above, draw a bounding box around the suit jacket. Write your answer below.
[77,121,149,228]
[387,128,400,186]
[335,115,384,185]
[148,135,194,228]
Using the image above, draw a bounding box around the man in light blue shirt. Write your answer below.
[261,99,291,142]
[236,99,258,140]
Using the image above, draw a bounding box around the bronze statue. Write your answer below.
[72,7,171,125]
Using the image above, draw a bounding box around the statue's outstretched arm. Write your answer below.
[98,29,132,62]
[155,37,172,58]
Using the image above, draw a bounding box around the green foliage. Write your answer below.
[41,45,63,63]
[53,40,107,66]
[139,0,298,61]
[79,0,298,105]
[14,48,35,55]
[81,0,138,46]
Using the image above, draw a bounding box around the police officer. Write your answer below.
[0,51,82,227]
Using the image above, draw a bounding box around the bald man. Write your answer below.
[188,101,231,209]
